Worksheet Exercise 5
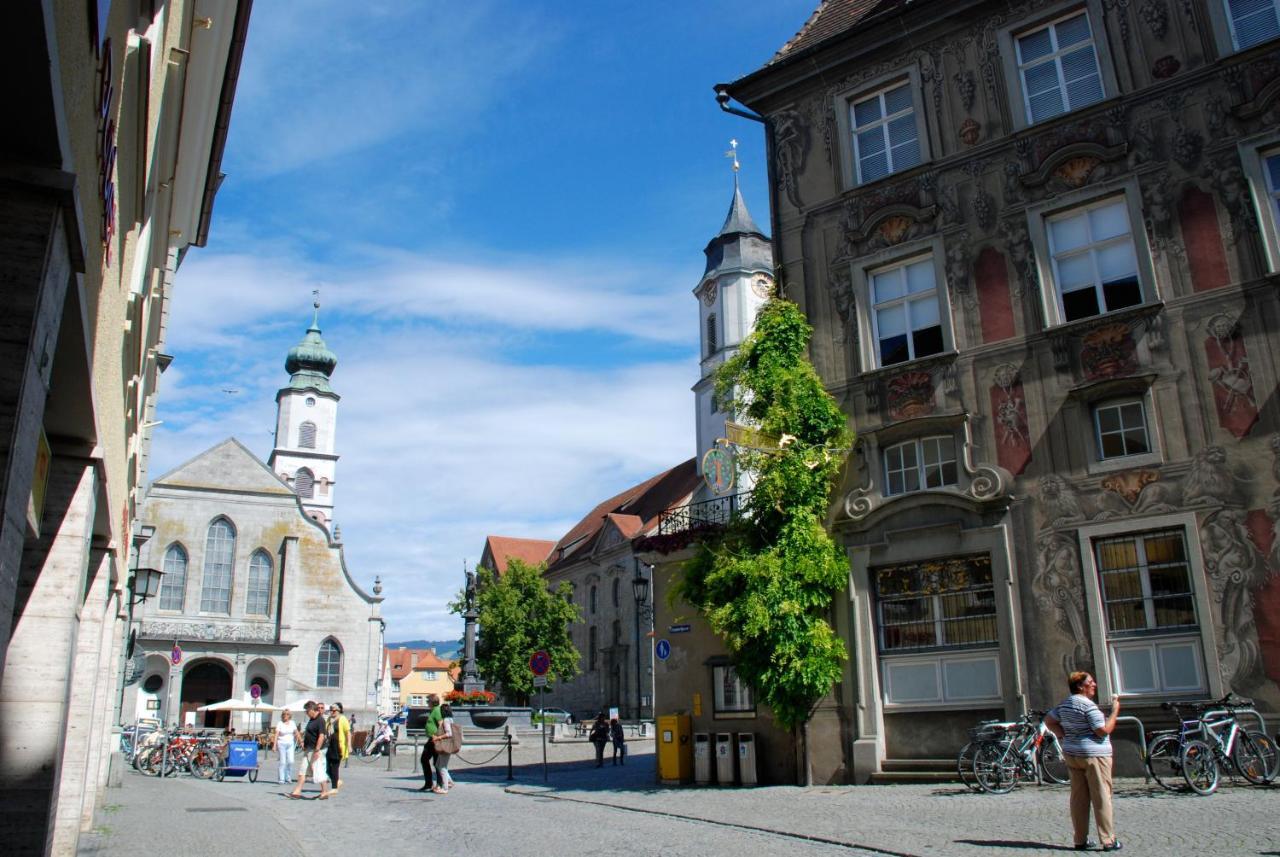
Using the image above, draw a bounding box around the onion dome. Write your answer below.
[285,302,337,392]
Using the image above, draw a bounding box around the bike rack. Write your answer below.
[1200,707,1268,735]
[1112,715,1148,781]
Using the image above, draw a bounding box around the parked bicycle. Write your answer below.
[968,710,1069,794]
[135,730,220,779]
[1145,694,1277,795]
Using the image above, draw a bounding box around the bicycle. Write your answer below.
[971,710,1069,794]
[1146,695,1278,795]
[957,719,1016,792]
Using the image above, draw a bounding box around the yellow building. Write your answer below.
[387,647,455,708]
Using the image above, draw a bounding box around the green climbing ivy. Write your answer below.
[676,297,852,731]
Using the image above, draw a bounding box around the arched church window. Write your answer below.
[317,639,342,687]
[159,543,187,611]
[298,421,317,449]
[200,518,236,613]
[706,313,718,356]
[612,577,620,608]
[246,550,272,616]
[590,585,598,614]
[295,468,315,498]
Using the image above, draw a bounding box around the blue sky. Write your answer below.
[149,0,818,641]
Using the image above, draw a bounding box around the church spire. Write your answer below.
[284,296,338,392]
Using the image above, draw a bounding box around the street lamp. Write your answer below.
[631,560,653,721]
[129,566,165,604]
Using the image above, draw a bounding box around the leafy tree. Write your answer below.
[677,297,852,737]
[450,559,580,705]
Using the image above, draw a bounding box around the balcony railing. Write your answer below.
[658,491,751,536]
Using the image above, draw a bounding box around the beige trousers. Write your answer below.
[1065,754,1115,846]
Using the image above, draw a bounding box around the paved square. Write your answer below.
[80,738,1279,856]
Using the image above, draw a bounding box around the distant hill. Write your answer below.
[385,639,461,661]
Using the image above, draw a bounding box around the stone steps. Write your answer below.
[869,758,960,784]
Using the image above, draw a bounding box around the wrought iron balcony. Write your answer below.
[657,491,750,536]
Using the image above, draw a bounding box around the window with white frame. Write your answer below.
[159,543,187,611]
[1094,528,1205,695]
[1093,398,1151,459]
[870,255,945,367]
[850,81,923,184]
[409,694,426,706]
[199,518,236,613]
[1046,196,1143,322]
[874,554,1001,706]
[420,670,439,681]
[246,550,272,615]
[874,554,997,652]
[883,435,958,496]
[1225,0,1280,50]
[1015,10,1105,124]
[712,665,754,713]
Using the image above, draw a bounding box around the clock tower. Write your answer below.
[269,302,340,526]
[693,164,774,498]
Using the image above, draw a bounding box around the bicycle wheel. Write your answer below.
[956,742,981,792]
[189,748,218,779]
[974,742,1019,794]
[1180,739,1219,795]
[1037,735,1069,784]
[1145,734,1186,792]
[1232,730,1277,785]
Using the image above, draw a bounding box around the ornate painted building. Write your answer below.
[653,0,1280,783]
[126,314,384,729]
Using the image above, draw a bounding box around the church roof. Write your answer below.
[769,0,902,66]
[546,459,699,571]
[480,535,556,574]
[702,177,773,281]
[150,437,294,495]
[284,303,338,393]
[717,178,763,238]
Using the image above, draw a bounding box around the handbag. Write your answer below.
[311,755,329,784]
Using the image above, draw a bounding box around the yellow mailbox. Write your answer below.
[657,714,693,784]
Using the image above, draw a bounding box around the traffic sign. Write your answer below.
[655,639,671,661]
[170,644,183,666]
[533,675,548,688]
[529,650,550,676]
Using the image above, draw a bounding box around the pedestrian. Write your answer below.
[418,694,442,792]
[609,716,626,766]
[1044,672,1122,852]
[333,702,350,789]
[273,709,299,784]
[325,704,344,794]
[588,713,609,768]
[431,703,458,794]
[289,701,331,800]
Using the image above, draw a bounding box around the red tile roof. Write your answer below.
[770,0,903,65]
[546,459,699,571]
[414,650,453,670]
[386,647,440,681]
[480,535,556,574]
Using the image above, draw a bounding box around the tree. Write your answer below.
[450,559,580,705]
[676,297,852,755]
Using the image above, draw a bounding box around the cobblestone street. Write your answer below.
[79,740,1280,856]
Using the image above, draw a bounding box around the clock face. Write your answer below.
[751,276,774,300]
[702,448,735,495]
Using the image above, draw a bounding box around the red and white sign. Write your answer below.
[170,644,183,666]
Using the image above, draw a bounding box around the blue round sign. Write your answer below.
[655,639,671,661]
[529,650,551,676]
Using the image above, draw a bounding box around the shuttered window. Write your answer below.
[295,468,315,498]
[1016,11,1104,124]
[851,82,922,184]
[1047,196,1142,322]
[298,421,317,449]
[246,550,272,615]
[200,518,235,613]
[706,313,717,356]
[159,544,187,611]
[1226,0,1280,49]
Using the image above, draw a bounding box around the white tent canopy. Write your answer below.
[196,694,282,713]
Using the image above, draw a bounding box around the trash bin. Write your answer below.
[657,714,693,784]
[693,733,712,785]
[737,733,758,785]
[715,732,735,785]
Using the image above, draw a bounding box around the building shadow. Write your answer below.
[954,840,1076,852]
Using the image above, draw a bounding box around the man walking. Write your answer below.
[290,701,331,800]
[418,695,442,792]
[1044,672,1121,851]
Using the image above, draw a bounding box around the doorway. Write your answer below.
[180,661,232,729]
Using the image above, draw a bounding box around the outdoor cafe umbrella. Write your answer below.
[196,694,282,712]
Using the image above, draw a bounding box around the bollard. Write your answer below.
[386,739,393,772]
[507,733,514,780]
[412,737,419,774]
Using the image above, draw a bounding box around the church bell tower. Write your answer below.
[269,301,340,526]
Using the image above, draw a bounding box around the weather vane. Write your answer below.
[725,138,740,173]
[312,288,320,310]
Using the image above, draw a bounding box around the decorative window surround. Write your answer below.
[1025,178,1159,329]
[997,0,1120,132]
[1240,134,1280,273]
[883,435,959,496]
[848,237,957,374]
[1093,397,1152,459]
[1075,514,1221,702]
[833,66,933,192]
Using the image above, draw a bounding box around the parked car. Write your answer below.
[536,707,573,724]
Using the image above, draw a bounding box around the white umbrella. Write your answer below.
[196,694,282,713]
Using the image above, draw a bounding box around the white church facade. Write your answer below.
[124,310,384,729]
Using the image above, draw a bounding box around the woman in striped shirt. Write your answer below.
[1044,671,1122,852]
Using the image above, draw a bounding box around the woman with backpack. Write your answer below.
[431,703,459,794]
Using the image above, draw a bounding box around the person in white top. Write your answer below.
[273,709,300,785]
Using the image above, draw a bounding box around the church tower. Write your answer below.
[693,150,774,496]
[269,301,340,526]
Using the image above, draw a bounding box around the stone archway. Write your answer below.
[135,654,173,722]
[180,660,232,729]
[244,658,276,734]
